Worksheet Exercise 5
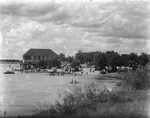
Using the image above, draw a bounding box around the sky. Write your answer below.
[0,0,150,59]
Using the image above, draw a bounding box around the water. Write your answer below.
[0,64,118,117]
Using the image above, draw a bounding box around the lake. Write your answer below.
[0,64,119,117]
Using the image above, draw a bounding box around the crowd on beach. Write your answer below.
[7,62,101,77]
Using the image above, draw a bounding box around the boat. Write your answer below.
[4,70,15,74]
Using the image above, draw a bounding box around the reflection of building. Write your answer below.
[22,48,57,65]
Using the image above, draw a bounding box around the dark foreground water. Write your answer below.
[0,64,119,117]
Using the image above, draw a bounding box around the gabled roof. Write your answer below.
[23,48,57,56]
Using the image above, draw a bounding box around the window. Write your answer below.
[24,56,31,60]
[38,56,40,60]
[34,56,36,60]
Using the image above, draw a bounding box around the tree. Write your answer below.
[66,56,74,63]
[93,52,107,70]
[38,59,47,68]
[58,53,66,62]
[51,57,61,68]
[138,53,149,67]
[75,50,84,64]
[128,53,139,71]
[83,52,96,65]
[129,53,139,64]
[70,59,81,68]
[120,54,130,66]
[105,51,119,72]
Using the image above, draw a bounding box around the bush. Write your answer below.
[10,83,149,118]
[33,83,148,118]
[51,57,61,68]
[123,68,150,90]
[38,59,47,68]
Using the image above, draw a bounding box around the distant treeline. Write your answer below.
[74,51,150,71]
[0,59,22,64]
[54,51,149,72]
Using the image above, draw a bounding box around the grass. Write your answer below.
[98,73,124,80]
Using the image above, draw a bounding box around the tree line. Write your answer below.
[0,59,22,63]
[75,50,149,71]
[37,50,149,72]
[37,53,79,69]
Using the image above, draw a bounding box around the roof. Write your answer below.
[80,64,87,67]
[23,48,57,56]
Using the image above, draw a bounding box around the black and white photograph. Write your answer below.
[0,0,150,117]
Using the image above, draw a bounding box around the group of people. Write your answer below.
[70,79,78,84]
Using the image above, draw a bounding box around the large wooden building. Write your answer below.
[22,48,57,65]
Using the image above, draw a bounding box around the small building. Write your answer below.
[22,48,57,65]
[80,64,87,68]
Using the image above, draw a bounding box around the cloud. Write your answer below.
[70,1,149,40]
[1,21,48,48]
[0,1,57,16]
[0,1,71,23]
[0,1,149,59]
[71,20,106,28]
[55,38,65,44]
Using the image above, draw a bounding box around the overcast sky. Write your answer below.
[0,0,149,59]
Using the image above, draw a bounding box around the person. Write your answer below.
[70,79,73,83]
[75,80,78,84]
[90,68,92,72]
[4,111,6,118]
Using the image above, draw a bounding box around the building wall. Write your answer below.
[23,55,51,64]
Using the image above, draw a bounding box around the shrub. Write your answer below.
[38,59,47,68]
[33,83,148,118]
[123,68,150,90]
[10,83,149,118]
